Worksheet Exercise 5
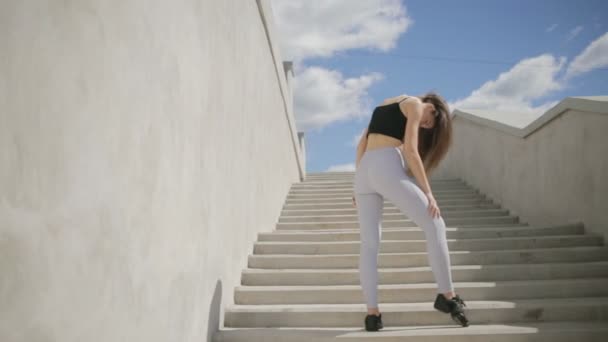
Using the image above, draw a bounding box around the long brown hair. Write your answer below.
[405,91,453,178]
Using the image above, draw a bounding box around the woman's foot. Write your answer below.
[364,312,383,331]
[433,293,470,327]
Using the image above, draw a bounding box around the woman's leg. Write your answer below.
[355,192,384,314]
[371,149,455,297]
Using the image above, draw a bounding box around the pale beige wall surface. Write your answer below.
[0,1,303,341]
[435,97,608,242]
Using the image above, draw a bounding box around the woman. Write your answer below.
[352,91,469,331]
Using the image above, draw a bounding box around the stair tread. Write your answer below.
[226,296,608,311]
[250,245,608,258]
[264,223,581,234]
[235,277,608,291]
[278,218,516,224]
[255,234,599,244]
[242,260,608,273]
[216,321,608,340]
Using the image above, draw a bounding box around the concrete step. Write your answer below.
[278,223,531,232]
[276,216,520,230]
[292,177,464,189]
[301,173,461,180]
[283,201,501,211]
[283,200,500,212]
[215,321,608,342]
[289,187,476,195]
[300,175,462,182]
[285,195,489,205]
[253,234,603,255]
[294,180,464,187]
[281,205,500,216]
[290,187,477,195]
[224,296,608,327]
[258,223,586,242]
[241,260,608,286]
[248,246,608,269]
[296,178,465,184]
[279,209,510,222]
[289,193,487,202]
[287,193,486,201]
[285,199,497,210]
[304,172,454,178]
[293,184,471,192]
[234,278,608,305]
[281,206,507,217]
[302,173,453,178]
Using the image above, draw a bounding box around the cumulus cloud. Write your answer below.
[565,31,608,79]
[326,163,355,172]
[293,66,384,131]
[565,25,584,42]
[449,30,608,123]
[545,24,558,33]
[270,1,411,132]
[270,0,412,63]
[449,54,567,115]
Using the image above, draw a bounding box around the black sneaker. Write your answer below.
[433,293,470,327]
[364,313,383,331]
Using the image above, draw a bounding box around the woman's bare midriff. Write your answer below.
[365,133,402,152]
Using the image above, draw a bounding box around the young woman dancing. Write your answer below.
[353,91,469,331]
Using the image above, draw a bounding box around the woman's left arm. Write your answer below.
[355,128,368,169]
[353,128,368,206]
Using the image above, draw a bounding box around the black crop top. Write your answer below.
[366,96,409,142]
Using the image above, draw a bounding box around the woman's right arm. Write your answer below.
[399,98,441,218]
[399,98,432,195]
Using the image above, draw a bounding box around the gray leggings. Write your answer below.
[354,146,454,308]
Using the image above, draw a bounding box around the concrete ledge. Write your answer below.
[257,0,306,180]
[453,96,608,138]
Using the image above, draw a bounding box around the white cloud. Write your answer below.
[450,30,608,121]
[565,32,608,79]
[546,24,558,33]
[268,1,412,132]
[449,54,567,115]
[326,163,356,172]
[293,66,384,131]
[565,25,584,42]
[270,0,412,63]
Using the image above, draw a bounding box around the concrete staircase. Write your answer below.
[214,172,608,341]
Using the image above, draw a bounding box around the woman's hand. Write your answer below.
[425,192,440,219]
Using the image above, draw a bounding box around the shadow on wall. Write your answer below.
[207,279,222,342]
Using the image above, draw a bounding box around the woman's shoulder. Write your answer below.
[379,94,417,106]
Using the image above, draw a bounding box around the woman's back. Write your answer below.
[366,95,410,151]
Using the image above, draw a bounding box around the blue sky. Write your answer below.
[270,0,608,172]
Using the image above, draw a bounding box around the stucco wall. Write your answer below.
[0,1,304,341]
[435,97,608,243]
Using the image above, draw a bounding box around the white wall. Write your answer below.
[0,1,304,341]
[435,97,608,242]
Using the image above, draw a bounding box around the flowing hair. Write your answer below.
[405,91,453,178]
